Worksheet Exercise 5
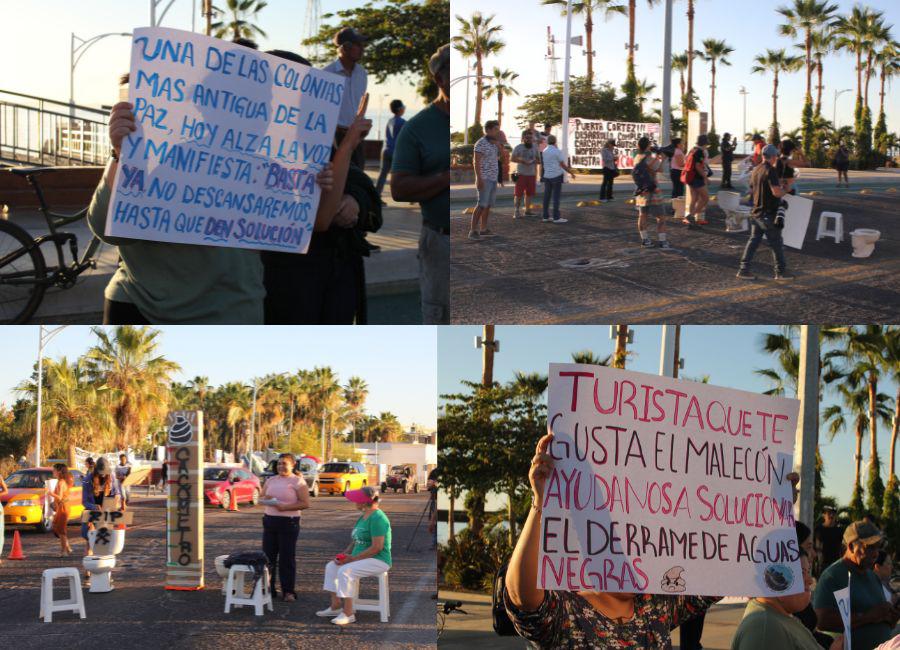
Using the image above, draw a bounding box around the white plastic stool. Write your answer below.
[351,571,390,622]
[816,211,844,243]
[40,567,86,623]
[224,564,273,616]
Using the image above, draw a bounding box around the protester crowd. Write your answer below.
[86,29,450,325]
[468,123,861,282]
[494,432,900,650]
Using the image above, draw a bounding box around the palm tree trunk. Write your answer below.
[628,0,636,69]
[772,73,779,131]
[686,0,695,98]
[855,423,863,488]
[864,54,873,109]
[507,484,515,546]
[585,9,595,84]
[889,386,899,478]
[879,66,886,116]
[869,376,879,465]
[498,93,503,127]
[474,55,484,126]
[856,50,862,104]
[805,32,812,100]
[67,444,77,469]
[449,491,456,541]
[815,58,824,116]
[710,60,717,132]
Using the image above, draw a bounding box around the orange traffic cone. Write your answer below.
[229,491,239,512]
[8,530,26,560]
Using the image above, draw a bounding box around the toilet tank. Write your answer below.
[88,527,127,556]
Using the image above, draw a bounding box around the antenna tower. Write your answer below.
[303,0,322,60]
[546,26,559,86]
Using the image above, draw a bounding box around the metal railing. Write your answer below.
[0,89,111,167]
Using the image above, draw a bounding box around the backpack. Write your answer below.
[491,561,520,636]
[631,155,657,195]
[680,147,701,184]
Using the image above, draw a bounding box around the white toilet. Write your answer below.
[850,229,881,258]
[82,527,126,593]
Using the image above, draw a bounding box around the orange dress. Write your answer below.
[51,481,70,537]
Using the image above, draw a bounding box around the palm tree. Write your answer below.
[343,376,369,447]
[685,0,697,106]
[806,27,836,115]
[701,39,733,133]
[221,382,252,457]
[882,327,900,480]
[751,49,804,140]
[876,40,900,119]
[541,0,627,84]
[84,326,181,451]
[211,0,268,42]
[571,350,612,366]
[626,1,661,78]
[452,12,505,129]
[483,68,519,127]
[777,0,839,101]
[834,5,884,107]
[634,78,656,115]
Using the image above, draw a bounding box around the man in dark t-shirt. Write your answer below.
[815,507,844,576]
[720,133,735,189]
[737,144,789,281]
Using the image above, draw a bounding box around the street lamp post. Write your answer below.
[739,87,749,154]
[450,66,478,145]
[35,326,67,467]
[70,32,132,110]
[833,88,852,131]
[560,0,573,163]
[660,0,673,146]
[150,0,179,26]
[377,93,390,141]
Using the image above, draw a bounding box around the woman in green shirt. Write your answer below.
[317,485,391,626]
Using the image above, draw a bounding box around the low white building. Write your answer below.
[354,442,437,485]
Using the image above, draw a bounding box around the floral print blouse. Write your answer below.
[504,588,721,649]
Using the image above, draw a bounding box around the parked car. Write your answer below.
[202,465,260,509]
[260,455,319,497]
[382,464,419,493]
[318,461,368,496]
[1,467,85,532]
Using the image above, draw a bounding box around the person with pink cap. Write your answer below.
[316,485,392,625]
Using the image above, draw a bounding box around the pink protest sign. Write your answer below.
[539,363,802,597]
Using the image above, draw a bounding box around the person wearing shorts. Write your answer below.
[470,121,501,240]
[511,130,539,217]
[633,137,669,249]
[684,134,710,226]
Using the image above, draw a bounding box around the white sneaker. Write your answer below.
[331,613,356,625]
[552,218,568,224]
[316,606,342,617]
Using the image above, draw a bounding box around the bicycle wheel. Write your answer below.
[0,219,47,323]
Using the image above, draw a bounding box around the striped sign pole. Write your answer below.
[165,410,205,591]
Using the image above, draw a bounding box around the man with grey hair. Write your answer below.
[325,27,369,169]
[737,143,790,280]
[390,43,450,324]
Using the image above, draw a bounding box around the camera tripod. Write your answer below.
[406,494,437,551]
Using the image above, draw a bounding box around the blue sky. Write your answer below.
[438,325,898,506]
[451,0,900,144]
[0,326,438,430]
[0,0,429,130]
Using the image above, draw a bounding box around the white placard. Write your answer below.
[781,194,814,250]
[834,583,851,650]
[567,118,661,169]
[539,363,802,596]
[107,27,341,253]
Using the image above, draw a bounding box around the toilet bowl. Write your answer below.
[850,229,881,258]
[82,527,126,593]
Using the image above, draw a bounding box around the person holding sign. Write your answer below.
[812,521,900,650]
[732,551,844,650]
[503,431,724,648]
[262,51,380,324]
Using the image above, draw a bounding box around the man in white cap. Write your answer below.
[325,27,369,169]
[737,143,790,281]
[391,43,450,324]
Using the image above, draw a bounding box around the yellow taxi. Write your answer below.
[1,467,85,532]
[317,461,368,496]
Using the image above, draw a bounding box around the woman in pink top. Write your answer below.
[669,138,685,199]
[260,453,310,601]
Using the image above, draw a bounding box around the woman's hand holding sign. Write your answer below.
[109,102,137,158]
[529,432,555,508]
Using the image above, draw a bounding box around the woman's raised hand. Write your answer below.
[529,432,555,505]
[108,102,136,156]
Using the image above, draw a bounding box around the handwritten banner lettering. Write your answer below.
[107,27,341,253]
[539,363,802,597]
[567,118,660,169]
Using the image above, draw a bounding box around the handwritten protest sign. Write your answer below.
[107,27,342,253]
[782,194,814,250]
[165,410,204,590]
[835,584,852,650]
[567,118,660,169]
[539,363,801,597]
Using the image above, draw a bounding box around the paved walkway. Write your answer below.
[451,168,900,324]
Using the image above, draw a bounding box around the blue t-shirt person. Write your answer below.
[384,116,406,156]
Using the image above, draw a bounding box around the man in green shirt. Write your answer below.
[391,43,451,324]
[812,521,900,650]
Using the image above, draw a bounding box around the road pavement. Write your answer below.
[451,168,900,324]
[0,491,436,649]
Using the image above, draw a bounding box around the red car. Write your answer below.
[203,465,260,509]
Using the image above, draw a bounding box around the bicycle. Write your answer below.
[0,166,103,323]
[437,599,467,638]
